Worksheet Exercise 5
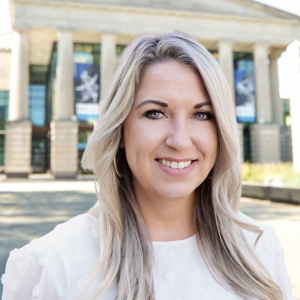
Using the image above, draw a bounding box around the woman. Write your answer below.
[2,32,294,300]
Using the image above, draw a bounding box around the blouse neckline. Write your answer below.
[83,213,196,245]
[152,234,196,246]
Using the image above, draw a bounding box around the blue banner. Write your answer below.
[234,69,256,123]
[74,52,100,123]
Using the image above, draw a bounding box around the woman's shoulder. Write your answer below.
[2,214,100,300]
[238,211,277,244]
[238,212,294,298]
[24,213,99,259]
[238,211,279,254]
[238,212,281,274]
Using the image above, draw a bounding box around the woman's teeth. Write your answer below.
[159,159,192,169]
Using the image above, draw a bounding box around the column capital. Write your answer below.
[269,49,283,60]
[12,28,29,34]
[56,30,74,38]
[11,29,28,41]
[218,40,235,47]
[101,33,117,41]
[253,42,270,52]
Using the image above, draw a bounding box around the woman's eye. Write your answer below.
[144,110,165,119]
[194,111,214,120]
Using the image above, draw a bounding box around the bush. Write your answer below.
[241,163,300,187]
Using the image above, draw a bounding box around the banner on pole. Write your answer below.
[234,61,256,123]
[74,52,100,123]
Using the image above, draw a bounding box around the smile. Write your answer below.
[157,159,194,169]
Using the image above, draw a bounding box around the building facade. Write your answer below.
[0,0,299,177]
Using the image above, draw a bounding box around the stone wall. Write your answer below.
[250,124,280,163]
[242,183,300,204]
[280,126,293,162]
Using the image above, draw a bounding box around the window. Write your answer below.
[0,90,9,167]
[29,65,48,126]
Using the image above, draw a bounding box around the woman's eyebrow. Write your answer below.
[194,102,212,109]
[135,100,168,109]
[135,100,212,109]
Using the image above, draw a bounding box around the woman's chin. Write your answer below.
[152,176,209,198]
[153,184,196,200]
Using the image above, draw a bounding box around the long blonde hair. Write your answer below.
[81,32,282,300]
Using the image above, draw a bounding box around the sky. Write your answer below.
[0,0,299,92]
[254,0,300,15]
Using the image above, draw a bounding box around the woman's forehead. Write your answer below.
[135,60,211,107]
[140,60,202,85]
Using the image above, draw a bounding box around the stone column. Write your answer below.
[250,43,280,163]
[250,124,280,163]
[100,34,116,102]
[55,32,75,121]
[270,51,284,127]
[4,30,32,177]
[218,41,235,100]
[287,41,300,172]
[253,43,272,124]
[51,31,78,179]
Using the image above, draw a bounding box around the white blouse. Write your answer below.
[1,212,295,300]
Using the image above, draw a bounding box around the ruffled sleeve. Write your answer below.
[1,244,66,300]
[267,226,296,300]
[1,215,101,300]
[240,212,295,300]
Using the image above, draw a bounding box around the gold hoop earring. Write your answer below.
[113,155,124,178]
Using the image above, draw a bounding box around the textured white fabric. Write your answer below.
[2,212,295,300]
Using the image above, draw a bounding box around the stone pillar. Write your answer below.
[287,41,300,172]
[270,51,284,127]
[50,121,78,178]
[4,30,32,177]
[55,32,74,121]
[250,43,280,163]
[218,41,235,99]
[250,124,280,163]
[100,34,116,102]
[253,43,272,124]
[51,31,78,179]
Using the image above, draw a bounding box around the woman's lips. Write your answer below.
[156,159,196,177]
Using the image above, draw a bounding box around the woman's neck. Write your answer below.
[135,185,196,242]
[87,183,196,242]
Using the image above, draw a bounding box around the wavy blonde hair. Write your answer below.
[80,32,282,300]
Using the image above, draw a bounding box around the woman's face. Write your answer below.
[123,60,217,199]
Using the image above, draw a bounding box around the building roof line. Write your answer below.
[231,0,299,20]
[12,0,300,27]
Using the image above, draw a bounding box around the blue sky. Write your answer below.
[0,0,299,91]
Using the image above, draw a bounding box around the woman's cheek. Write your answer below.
[139,120,167,143]
[194,128,217,155]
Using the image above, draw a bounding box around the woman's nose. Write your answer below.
[165,120,193,151]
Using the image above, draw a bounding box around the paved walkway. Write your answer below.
[0,180,299,299]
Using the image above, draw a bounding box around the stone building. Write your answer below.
[0,0,299,178]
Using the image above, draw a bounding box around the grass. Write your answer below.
[241,162,300,188]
